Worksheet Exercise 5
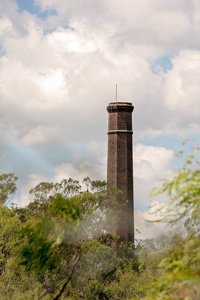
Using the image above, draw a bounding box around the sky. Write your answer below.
[1,0,200,239]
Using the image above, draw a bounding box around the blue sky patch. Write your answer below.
[140,134,195,170]
[140,135,183,154]
[1,143,101,184]
[0,47,5,58]
[151,55,173,74]
[2,145,56,179]
[16,0,57,19]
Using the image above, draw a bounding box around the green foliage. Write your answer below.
[5,162,200,300]
[91,180,107,193]
[30,178,82,200]
[80,240,116,281]
[49,193,81,222]
[150,149,200,224]
[0,174,161,299]
[86,280,111,300]
[109,269,140,300]
[82,177,107,193]
[0,205,44,300]
[141,149,200,299]
[19,194,81,274]
[0,173,18,206]
[19,220,59,274]
[0,207,20,275]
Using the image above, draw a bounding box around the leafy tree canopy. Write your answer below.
[0,173,18,206]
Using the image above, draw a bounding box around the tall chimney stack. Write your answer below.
[107,102,134,243]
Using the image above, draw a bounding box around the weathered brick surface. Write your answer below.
[107,102,134,243]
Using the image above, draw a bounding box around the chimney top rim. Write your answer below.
[108,102,132,106]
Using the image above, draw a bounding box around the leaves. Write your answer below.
[150,149,200,223]
[0,173,18,206]
[142,148,200,299]
[19,194,81,274]
[5,166,200,299]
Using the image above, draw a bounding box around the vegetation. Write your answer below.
[0,148,200,299]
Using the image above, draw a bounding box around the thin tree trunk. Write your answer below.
[53,250,81,300]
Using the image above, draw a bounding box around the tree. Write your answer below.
[18,193,82,299]
[17,178,116,299]
[0,175,143,299]
[0,173,18,206]
[150,149,200,224]
[141,148,200,299]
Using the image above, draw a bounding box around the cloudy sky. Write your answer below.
[1,0,200,238]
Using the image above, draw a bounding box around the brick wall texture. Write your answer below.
[107,102,134,244]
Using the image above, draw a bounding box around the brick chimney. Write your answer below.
[107,102,134,244]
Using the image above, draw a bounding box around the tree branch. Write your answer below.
[53,249,81,300]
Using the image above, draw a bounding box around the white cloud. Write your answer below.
[134,144,174,179]
[135,204,169,240]
[0,17,13,36]
[16,143,174,211]
[163,50,200,133]
[0,1,200,147]
[54,155,106,183]
[20,125,60,146]
[17,151,107,206]
[18,173,49,207]
[1,0,200,220]
[134,144,175,209]
[35,0,200,49]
